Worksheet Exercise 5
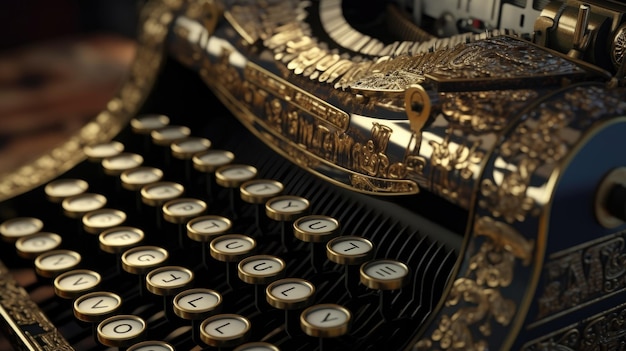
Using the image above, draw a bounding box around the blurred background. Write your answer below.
[0,0,140,174]
[0,3,139,346]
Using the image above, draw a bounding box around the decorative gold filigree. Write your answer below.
[536,232,626,321]
[523,302,626,351]
[416,216,532,351]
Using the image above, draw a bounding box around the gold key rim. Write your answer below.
[84,141,125,162]
[121,246,169,274]
[265,195,310,221]
[140,181,185,206]
[34,249,82,278]
[187,215,232,242]
[62,193,107,218]
[293,215,340,243]
[192,149,235,173]
[97,314,146,347]
[200,313,251,347]
[162,198,207,224]
[126,340,176,351]
[73,291,122,322]
[326,236,374,265]
[54,269,102,299]
[300,303,352,338]
[82,208,127,234]
[131,114,170,134]
[237,255,286,284]
[146,265,194,296]
[151,125,191,146]
[0,217,44,242]
[215,164,258,188]
[240,179,284,204]
[15,232,62,259]
[120,167,164,190]
[171,136,212,159]
[102,152,144,176]
[210,234,256,262]
[266,278,316,310]
[99,226,145,254]
[234,342,280,351]
[359,259,410,290]
[173,288,223,320]
[45,178,89,202]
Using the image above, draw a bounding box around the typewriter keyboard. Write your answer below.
[0,93,460,350]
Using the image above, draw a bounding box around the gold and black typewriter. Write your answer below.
[1,0,626,350]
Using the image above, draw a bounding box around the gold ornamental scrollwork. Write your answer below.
[522,302,626,351]
[417,216,533,351]
[415,84,626,350]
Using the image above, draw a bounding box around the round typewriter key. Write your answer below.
[151,125,191,146]
[294,215,340,273]
[122,246,169,275]
[82,209,127,234]
[238,255,286,311]
[193,149,235,173]
[15,232,62,259]
[210,234,256,262]
[0,217,43,242]
[326,236,374,265]
[127,340,175,351]
[240,179,284,204]
[238,255,286,285]
[173,288,222,320]
[102,152,144,176]
[360,259,409,290]
[35,249,81,278]
[266,195,310,249]
[54,269,101,299]
[99,227,144,254]
[97,314,146,347]
[266,278,315,310]
[187,215,232,267]
[162,198,207,224]
[84,141,124,162]
[171,137,212,159]
[131,114,170,134]
[62,193,107,218]
[45,178,89,202]
[200,314,251,347]
[300,303,351,338]
[141,182,184,206]
[267,278,316,337]
[265,195,310,221]
[187,215,232,242]
[215,164,257,188]
[294,215,340,243]
[74,291,122,322]
[121,167,164,191]
[234,342,280,351]
[360,259,409,321]
[146,266,194,296]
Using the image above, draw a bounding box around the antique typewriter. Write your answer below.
[1,0,626,350]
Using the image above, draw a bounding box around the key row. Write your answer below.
[89,302,351,350]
